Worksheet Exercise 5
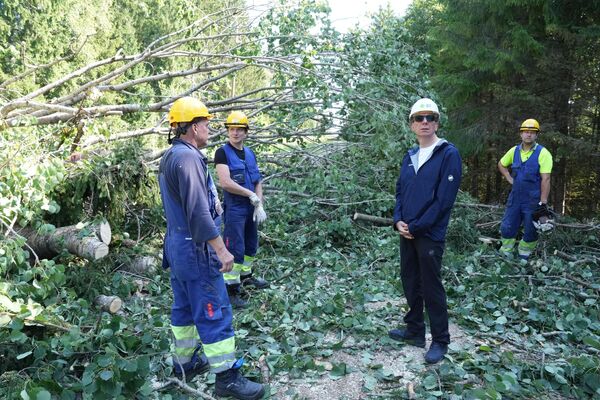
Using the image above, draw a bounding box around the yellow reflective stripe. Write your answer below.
[171,325,199,357]
[244,255,255,263]
[171,325,198,340]
[500,238,515,253]
[203,336,236,372]
[518,240,537,256]
[204,336,235,358]
[223,272,241,284]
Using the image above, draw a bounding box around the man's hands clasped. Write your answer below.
[395,221,414,239]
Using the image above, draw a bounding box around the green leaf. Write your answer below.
[583,336,600,350]
[99,369,114,381]
[36,391,51,400]
[330,362,347,377]
[423,375,437,390]
[17,350,33,360]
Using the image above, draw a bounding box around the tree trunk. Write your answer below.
[23,222,110,261]
[353,213,393,226]
[121,256,158,275]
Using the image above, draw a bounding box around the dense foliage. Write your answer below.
[0,1,599,399]
[404,0,600,217]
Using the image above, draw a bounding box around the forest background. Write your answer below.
[1,0,599,399]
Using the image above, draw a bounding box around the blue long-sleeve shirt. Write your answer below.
[393,140,462,242]
[158,138,219,244]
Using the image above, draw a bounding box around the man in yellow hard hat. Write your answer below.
[498,119,553,260]
[215,111,268,309]
[159,97,264,400]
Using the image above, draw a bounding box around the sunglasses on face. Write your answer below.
[412,114,438,123]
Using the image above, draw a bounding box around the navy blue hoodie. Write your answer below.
[393,139,462,242]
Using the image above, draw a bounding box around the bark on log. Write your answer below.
[23,223,110,261]
[353,212,393,226]
[121,256,158,275]
[95,295,122,313]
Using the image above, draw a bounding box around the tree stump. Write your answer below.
[95,295,122,313]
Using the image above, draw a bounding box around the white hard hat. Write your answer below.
[409,98,440,119]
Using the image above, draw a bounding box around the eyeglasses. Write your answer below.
[412,114,438,123]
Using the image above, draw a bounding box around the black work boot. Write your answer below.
[388,329,426,348]
[174,351,210,381]
[425,341,448,364]
[215,359,265,400]
[242,273,269,289]
[227,284,248,309]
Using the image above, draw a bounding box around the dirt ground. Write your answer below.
[269,306,477,400]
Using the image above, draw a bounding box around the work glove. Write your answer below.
[215,199,223,216]
[253,203,267,224]
[249,193,261,207]
[532,203,555,232]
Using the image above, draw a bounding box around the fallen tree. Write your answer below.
[22,221,111,261]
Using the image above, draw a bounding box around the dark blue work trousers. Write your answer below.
[400,236,450,344]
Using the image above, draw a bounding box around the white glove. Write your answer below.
[249,193,261,207]
[533,216,554,232]
[253,203,267,224]
[215,199,223,216]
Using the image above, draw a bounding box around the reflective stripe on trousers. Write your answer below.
[518,240,537,260]
[241,255,254,277]
[500,238,516,256]
[204,336,236,373]
[171,325,198,364]
[223,263,243,285]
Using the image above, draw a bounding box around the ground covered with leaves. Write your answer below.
[2,137,599,400]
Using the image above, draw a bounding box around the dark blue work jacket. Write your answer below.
[158,139,220,279]
[393,140,462,242]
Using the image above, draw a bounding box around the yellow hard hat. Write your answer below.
[168,97,212,126]
[224,111,249,129]
[520,118,540,132]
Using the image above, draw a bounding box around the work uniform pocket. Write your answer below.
[167,235,206,281]
[206,245,223,278]
[230,168,246,184]
[200,280,225,321]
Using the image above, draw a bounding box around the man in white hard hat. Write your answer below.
[388,98,462,364]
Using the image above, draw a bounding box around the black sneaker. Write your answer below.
[424,341,448,364]
[215,359,265,400]
[242,276,269,289]
[174,352,210,381]
[388,329,426,348]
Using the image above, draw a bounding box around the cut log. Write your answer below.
[353,212,393,226]
[95,295,122,313]
[23,223,110,261]
[93,220,112,245]
[121,256,158,275]
[479,236,501,244]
